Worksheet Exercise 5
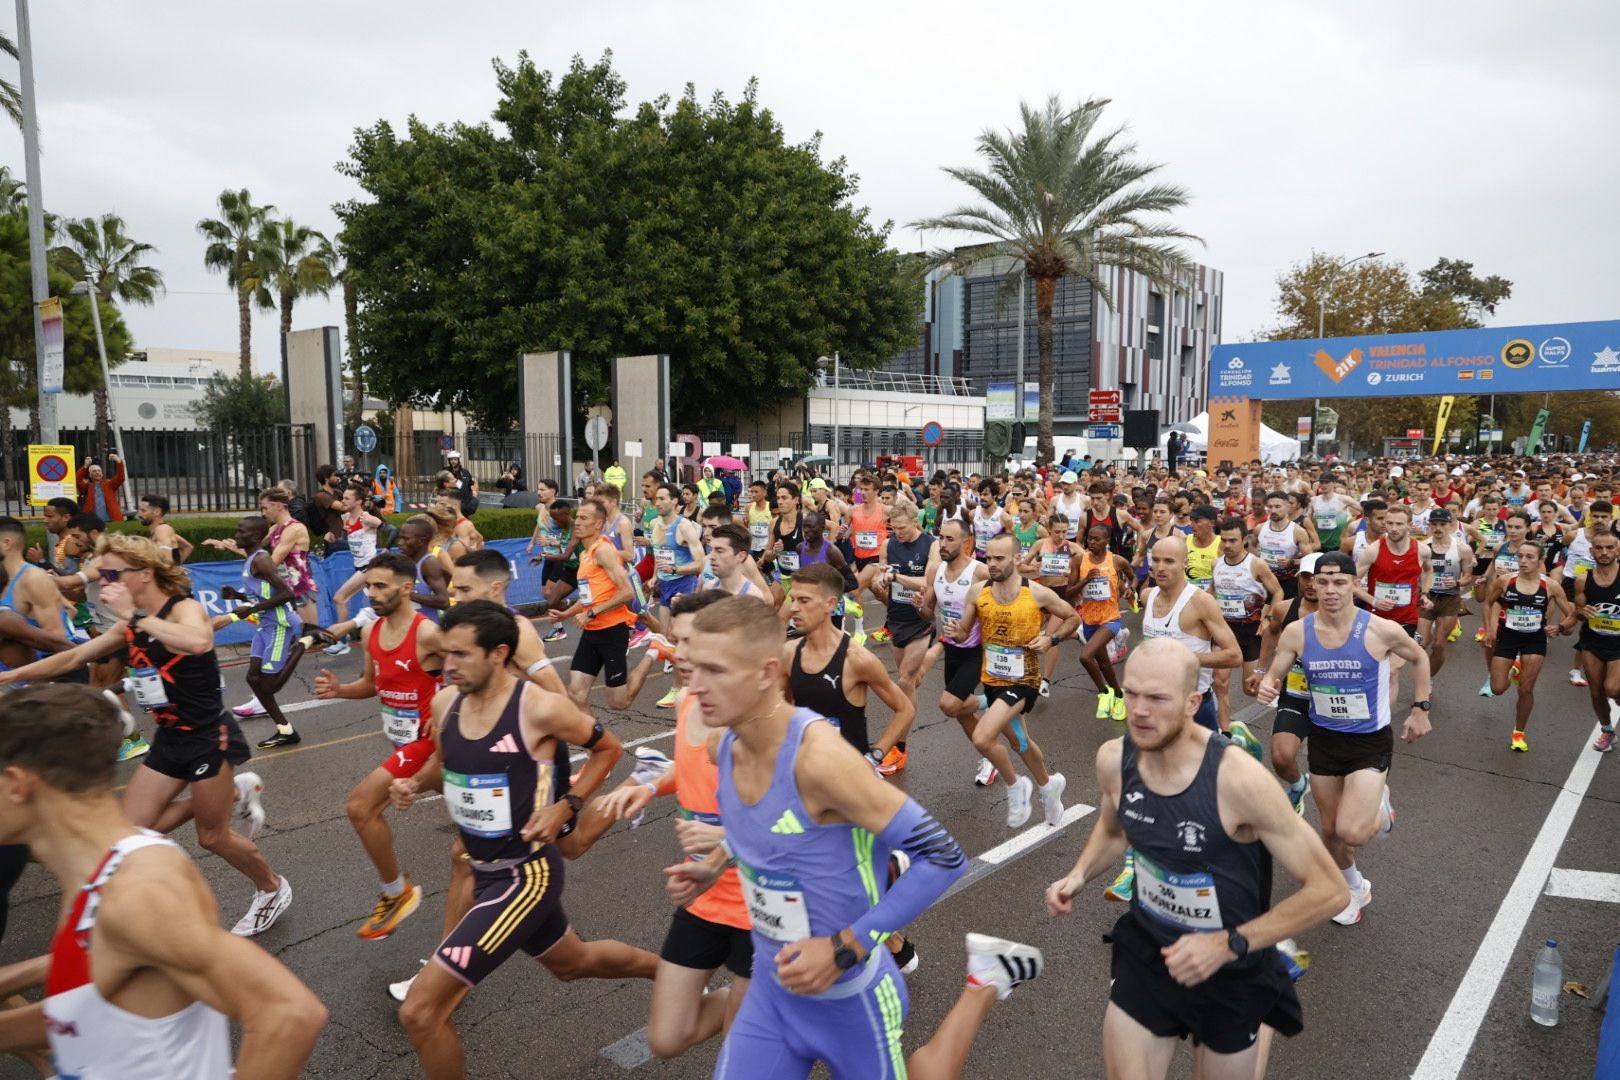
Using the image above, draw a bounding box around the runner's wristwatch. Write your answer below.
[1226,929,1249,960]
[1412,700,1431,711]
[831,932,861,971]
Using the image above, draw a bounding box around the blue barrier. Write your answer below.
[191,537,544,647]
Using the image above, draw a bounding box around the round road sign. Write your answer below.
[437,434,455,452]
[353,424,378,454]
[584,416,610,452]
[35,455,67,482]
[920,421,944,447]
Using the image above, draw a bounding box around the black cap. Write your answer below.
[1429,508,1453,522]
[1314,551,1357,576]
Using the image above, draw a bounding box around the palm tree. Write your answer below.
[52,213,165,452]
[198,189,274,377]
[912,96,1201,463]
[0,165,23,214]
[0,31,21,130]
[259,217,335,338]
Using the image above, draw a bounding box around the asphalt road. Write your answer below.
[1,604,1615,1079]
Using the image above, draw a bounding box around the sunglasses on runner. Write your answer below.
[99,567,140,582]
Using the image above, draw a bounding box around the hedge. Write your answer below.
[36,507,542,564]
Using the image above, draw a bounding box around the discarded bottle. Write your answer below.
[1531,939,1562,1026]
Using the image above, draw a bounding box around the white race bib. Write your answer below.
[443,770,513,838]
[777,551,800,573]
[382,704,421,746]
[740,862,811,943]
[655,547,676,574]
[985,642,1025,680]
[1135,851,1224,931]
[1040,553,1070,578]
[127,665,169,710]
[1082,576,1111,602]
[1373,581,1412,607]
[1217,592,1247,619]
[1310,686,1371,722]
[1505,607,1543,633]
[576,578,593,606]
[1315,512,1339,531]
[749,521,770,546]
[855,531,879,550]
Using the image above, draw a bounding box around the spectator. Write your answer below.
[575,461,600,490]
[720,468,742,508]
[444,451,478,516]
[76,452,126,522]
[495,462,525,495]
[371,464,401,514]
[603,459,627,491]
[311,465,347,555]
[697,463,724,504]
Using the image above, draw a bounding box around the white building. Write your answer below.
[9,348,248,432]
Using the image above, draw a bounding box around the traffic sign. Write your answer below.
[920,421,944,447]
[1406,429,1424,439]
[584,416,609,452]
[437,434,455,452]
[27,443,75,507]
[1088,389,1122,406]
[1087,424,1122,439]
[353,424,377,454]
[623,440,643,458]
[1088,407,1122,423]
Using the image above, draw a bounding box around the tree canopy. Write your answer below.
[336,51,914,429]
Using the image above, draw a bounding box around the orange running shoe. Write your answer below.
[876,744,908,775]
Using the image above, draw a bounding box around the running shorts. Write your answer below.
[888,619,935,650]
[381,736,436,780]
[540,561,579,589]
[434,847,569,988]
[1107,912,1302,1055]
[661,906,754,979]
[942,643,984,701]
[1426,593,1463,619]
[1273,694,1312,740]
[657,574,699,606]
[572,625,630,687]
[1193,689,1218,733]
[1082,619,1124,642]
[1226,621,1261,662]
[986,683,1040,715]
[145,717,252,781]
[1307,722,1393,776]
[1575,633,1620,663]
[1492,628,1547,659]
[250,614,302,675]
[854,555,880,572]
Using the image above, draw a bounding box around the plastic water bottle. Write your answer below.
[1531,939,1562,1026]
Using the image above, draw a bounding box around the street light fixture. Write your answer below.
[1312,250,1383,457]
[817,353,840,482]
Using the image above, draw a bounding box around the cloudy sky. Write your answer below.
[3,0,1615,374]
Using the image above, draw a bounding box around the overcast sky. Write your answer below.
[3,0,1615,375]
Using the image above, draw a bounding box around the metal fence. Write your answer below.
[0,425,317,518]
[347,428,562,508]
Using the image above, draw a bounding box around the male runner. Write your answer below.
[704,523,775,601]
[1258,550,1432,927]
[0,534,293,935]
[1211,518,1283,750]
[399,518,452,622]
[1573,530,1620,752]
[549,497,641,711]
[1562,499,1613,687]
[652,482,707,627]
[953,534,1079,828]
[329,482,385,632]
[1417,509,1474,675]
[1257,553,1322,815]
[1255,491,1314,600]
[391,602,658,1079]
[1311,474,1356,553]
[919,519,997,787]
[1046,638,1346,1080]
[0,517,77,647]
[870,503,937,772]
[314,552,444,939]
[137,493,193,564]
[218,515,309,749]
[530,495,579,642]
[0,684,326,1078]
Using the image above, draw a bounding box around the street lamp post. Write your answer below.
[818,352,840,483]
[69,280,126,483]
[15,0,56,442]
[1313,250,1383,457]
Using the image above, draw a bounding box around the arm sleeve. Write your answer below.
[848,798,966,948]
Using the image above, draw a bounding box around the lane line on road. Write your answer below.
[599,800,1095,1069]
[1545,868,1620,905]
[1410,723,1606,1080]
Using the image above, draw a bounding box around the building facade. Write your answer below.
[6,347,247,432]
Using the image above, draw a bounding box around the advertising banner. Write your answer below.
[1430,396,1454,457]
[1579,421,1592,453]
[1527,408,1551,450]
[986,382,1016,421]
[1207,397,1261,467]
[37,297,63,394]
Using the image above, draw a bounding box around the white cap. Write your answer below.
[1571,472,1585,481]
[1298,552,1323,575]
[1060,471,1078,483]
[1451,465,1466,476]
[1389,465,1405,477]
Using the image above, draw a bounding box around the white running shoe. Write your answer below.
[628,747,675,828]
[973,758,999,787]
[1331,878,1372,926]
[1378,786,1395,838]
[231,696,267,718]
[965,932,1044,1001]
[1006,776,1033,829]
[233,772,265,839]
[231,876,292,937]
[323,640,351,657]
[1040,773,1066,826]
[1038,678,1051,699]
[388,959,427,1003]
[1570,668,1589,688]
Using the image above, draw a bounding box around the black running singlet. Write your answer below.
[789,632,869,754]
[125,596,224,730]
[439,681,555,865]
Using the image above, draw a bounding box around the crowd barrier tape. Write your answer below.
[191,538,543,648]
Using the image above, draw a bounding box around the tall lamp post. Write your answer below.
[1313,250,1383,457]
[69,280,127,490]
[818,353,840,483]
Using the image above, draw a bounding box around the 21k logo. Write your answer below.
[1313,347,1364,384]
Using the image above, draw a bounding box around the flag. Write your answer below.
[1431,396,1455,457]
[1528,408,1551,450]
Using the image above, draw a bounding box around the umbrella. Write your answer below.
[794,455,833,467]
[704,455,746,471]
[1168,422,1200,435]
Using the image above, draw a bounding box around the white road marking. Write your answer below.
[569,729,674,765]
[1410,724,1607,1080]
[1544,868,1620,905]
[976,803,1094,865]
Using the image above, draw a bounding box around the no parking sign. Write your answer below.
[28,443,75,507]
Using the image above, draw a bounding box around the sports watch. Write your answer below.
[830,932,861,971]
[1226,928,1249,961]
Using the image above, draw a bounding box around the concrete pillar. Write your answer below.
[519,350,574,494]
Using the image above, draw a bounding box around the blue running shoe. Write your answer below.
[1228,721,1264,763]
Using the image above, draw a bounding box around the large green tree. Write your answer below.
[337,52,914,429]
[197,189,274,377]
[260,218,335,338]
[912,96,1200,463]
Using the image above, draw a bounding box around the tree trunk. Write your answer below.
[27,404,39,445]
[1,416,14,508]
[280,288,294,339]
[92,385,110,462]
[1034,274,1057,464]
[237,285,253,378]
[344,276,362,416]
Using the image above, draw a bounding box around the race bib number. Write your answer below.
[1496,553,1519,575]
[349,534,376,560]
[655,547,676,575]
[1571,557,1596,576]
[676,807,722,862]
[576,578,593,606]
[1310,685,1371,722]
[1373,581,1412,607]
[740,862,811,942]
[1217,592,1247,619]
[382,704,420,746]
[127,665,170,710]
[1135,851,1223,932]
[443,770,513,838]
[1066,520,1080,540]
[1588,608,1620,635]
[1082,576,1111,602]
[855,531,879,550]
[1285,663,1308,696]
[749,522,770,546]
[777,551,800,573]
[985,643,1025,680]
[540,543,562,557]
[1505,607,1543,633]
[1260,544,1288,569]
[1315,512,1339,531]
[1040,553,1070,578]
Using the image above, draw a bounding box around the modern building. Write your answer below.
[886,251,1224,433]
[6,347,247,432]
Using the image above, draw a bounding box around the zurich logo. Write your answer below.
[1366,371,1383,386]
[1539,337,1571,366]
[1226,357,1244,370]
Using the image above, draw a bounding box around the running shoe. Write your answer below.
[647,634,676,663]
[656,687,680,709]
[628,626,650,651]
[116,733,150,762]
[231,876,292,937]
[256,729,301,749]
[387,960,426,1003]
[1110,692,1127,722]
[1104,854,1135,902]
[1478,678,1495,698]
[1277,938,1311,982]
[965,932,1044,1000]
[1510,731,1529,753]
[231,696,267,718]
[845,599,864,620]
[1005,775,1033,828]
[1473,628,1485,643]
[1331,878,1371,926]
[233,771,265,839]
[1228,721,1264,763]
[974,758,999,787]
[297,627,339,650]
[888,849,910,885]
[852,631,868,648]
[662,661,674,674]
[1595,729,1615,753]
[976,693,990,714]
[1285,775,1310,816]
[630,746,675,788]
[893,936,920,975]
[323,640,351,657]
[1107,627,1130,663]
[1039,678,1051,699]
[1511,662,1522,684]
[1570,668,1589,688]
[541,624,567,643]
[869,627,892,645]
[1447,623,1463,643]
[1095,689,1113,720]
[1040,772,1066,826]
[877,745,908,776]
[357,882,422,940]
[1378,787,1395,838]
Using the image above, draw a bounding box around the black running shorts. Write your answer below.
[434,848,569,987]
[1273,694,1312,740]
[1306,722,1393,776]
[661,905,754,979]
[888,619,935,650]
[942,643,983,701]
[144,717,252,781]
[1491,627,1547,659]
[986,683,1040,715]
[1576,633,1620,663]
[572,625,630,687]
[1227,621,1261,663]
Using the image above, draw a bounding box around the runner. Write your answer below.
[1311,473,1357,553]
[1020,511,1082,696]
[548,496,642,711]
[261,487,318,627]
[1255,491,1314,600]
[0,534,293,936]
[1257,553,1322,815]
[1184,505,1221,593]
[1354,504,1431,652]
[1073,523,1136,721]
[0,683,326,1078]
[918,519,999,787]
[1257,550,1433,928]
[848,476,890,641]
[391,601,657,1079]
[396,517,452,623]
[1561,499,1613,687]
[703,523,775,601]
[1052,471,1085,541]
[1416,509,1475,675]
[871,502,938,772]
[1045,637,1347,1080]
[652,482,707,628]
[530,495,579,641]
[1480,541,1573,752]
[952,533,1078,828]
[313,552,444,939]
[1572,530,1620,752]
[214,515,309,750]
[1211,516,1284,753]
[136,493,193,564]
[328,482,385,637]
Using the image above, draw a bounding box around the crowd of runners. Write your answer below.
[0,447,1615,1078]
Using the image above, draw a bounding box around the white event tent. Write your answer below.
[1162,411,1300,465]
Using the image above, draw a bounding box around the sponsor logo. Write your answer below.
[1593,346,1620,374]
[1125,791,1144,803]
[1540,337,1571,366]
[1218,368,1254,388]
[1501,339,1535,369]
[1314,347,1364,383]
[1227,356,1244,370]
[1268,363,1291,386]
[1479,369,1494,380]
[1365,371,1383,386]
[1178,819,1208,853]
